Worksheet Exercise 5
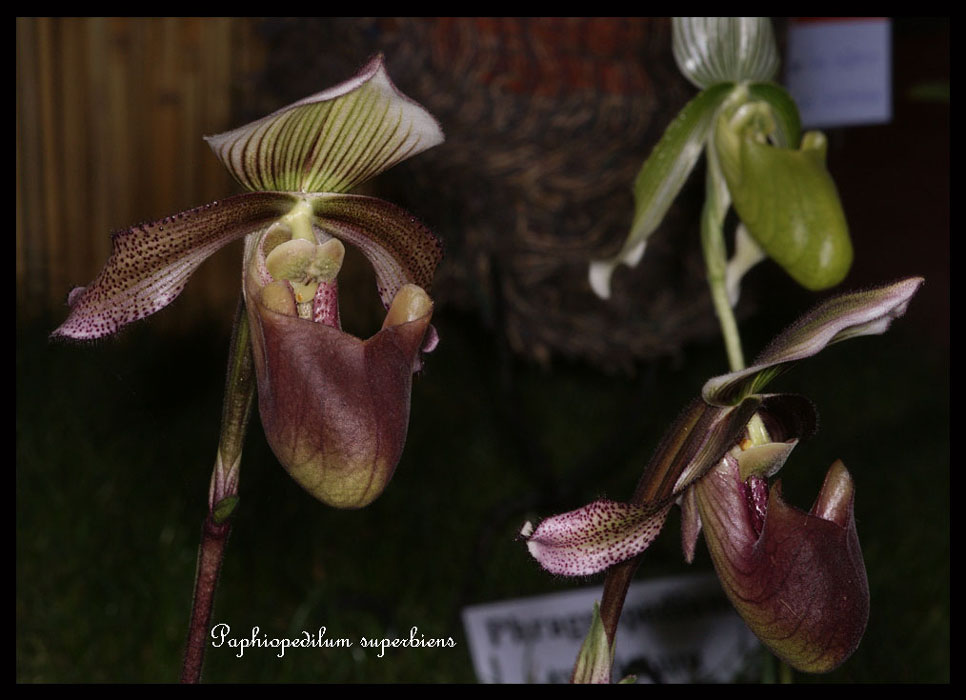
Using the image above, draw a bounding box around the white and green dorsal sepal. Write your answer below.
[672,17,780,90]
[205,54,444,194]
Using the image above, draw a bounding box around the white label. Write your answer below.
[785,18,892,128]
[462,573,759,683]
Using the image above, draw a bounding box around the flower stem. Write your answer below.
[208,299,257,513]
[591,126,750,680]
[181,515,231,683]
[702,138,745,374]
[181,297,256,683]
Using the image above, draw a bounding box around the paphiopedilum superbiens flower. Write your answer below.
[590,18,853,305]
[523,277,923,674]
[52,55,445,509]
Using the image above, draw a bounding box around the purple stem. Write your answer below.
[180,297,254,682]
[181,516,231,683]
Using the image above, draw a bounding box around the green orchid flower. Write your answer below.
[52,55,444,509]
[523,277,922,674]
[590,17,853,302]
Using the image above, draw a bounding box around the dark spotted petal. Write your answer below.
[524,396,760,577]
[523,500,674,577]
[694,456,869,672]
[52,193,298,340]
[307,194,443,310]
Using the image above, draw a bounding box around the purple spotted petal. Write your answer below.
[52,193,297,340]
[524,499,674,577]
[524,397,760,578]
[308,194,443,310]
[205,54,444,194]
[703,277,924,405]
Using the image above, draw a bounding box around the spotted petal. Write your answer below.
[703,277,924,405]
[525,396,760,577]
[307,194,443,310]
[52,193,299,340]
[205,55,444,194]
[524,500,674,577]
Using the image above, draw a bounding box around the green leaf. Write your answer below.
[672,17,780,89]
[571,602,615,684]
[589,83,734,299]
[205,55,443,194]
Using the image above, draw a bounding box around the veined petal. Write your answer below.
[667,396,761,495]
[703,277,924,405]
[246,278,434,509]
[694,456,869,672]
[672,17,780,89]
[205,55,444,194]
[308,194,443,310]
[589,83,734,299]
[524,499,674,577]
[524,396,761,577]
[52,193,298,340]
[679,486,702,564]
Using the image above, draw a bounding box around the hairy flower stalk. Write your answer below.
[524,278,922,678]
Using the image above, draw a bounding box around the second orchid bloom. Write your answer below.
[524,277,922,673]
[53,56,444,509]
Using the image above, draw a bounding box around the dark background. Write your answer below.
[17,18,948,683]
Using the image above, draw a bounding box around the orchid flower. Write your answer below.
[52,55,445,509]
[523,277,923,674]
[591,18,853,320]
